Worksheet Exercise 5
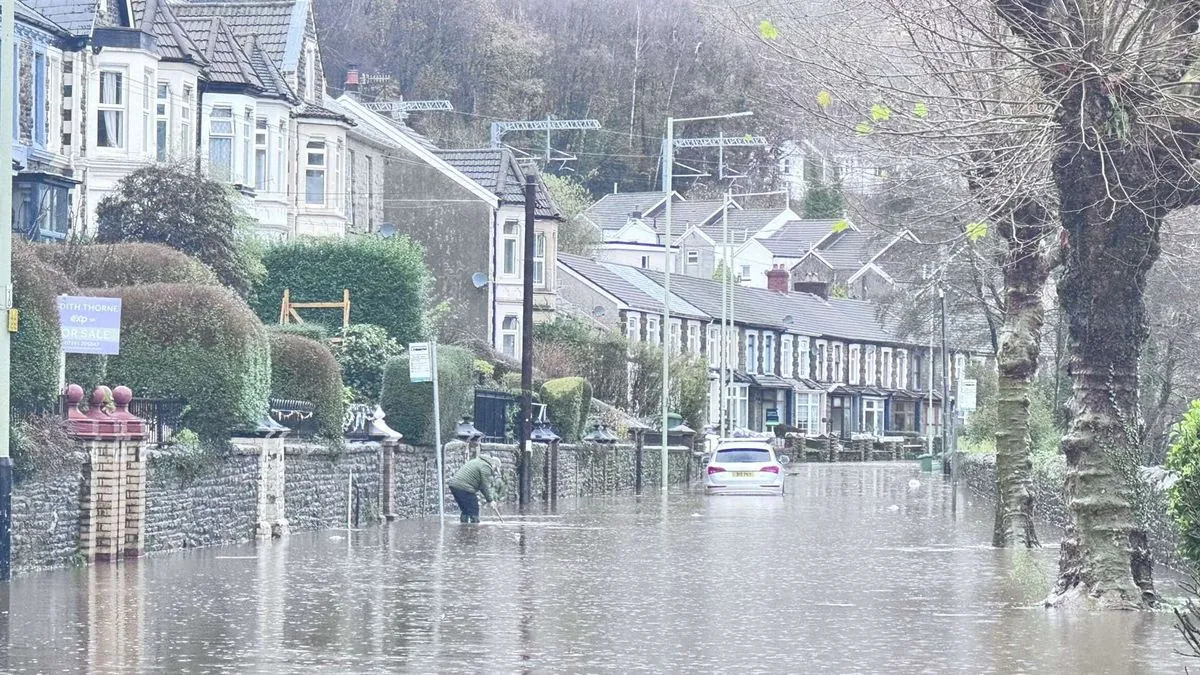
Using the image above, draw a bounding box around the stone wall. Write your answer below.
[11,452,87,572]
[959,453,1184,572]
[284,442,382,531]
[143,446,260,552]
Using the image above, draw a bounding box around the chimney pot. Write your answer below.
[766,266,790,293]
[345,66,360,91]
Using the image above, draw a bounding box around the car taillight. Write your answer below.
[760,466,780,474]
[707,466,725,475]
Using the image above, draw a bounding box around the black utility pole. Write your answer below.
[519,173,536,507]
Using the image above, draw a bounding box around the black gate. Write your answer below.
[474,389,517,443]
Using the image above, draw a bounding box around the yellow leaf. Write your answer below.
[870,103,891,122]
[758,19,779,40]
[855,121,872,135]
[913,101,929,118]
[966,222,988,241]
[816,90,832,109]
[832,219,850,233]
[743,133,753,142]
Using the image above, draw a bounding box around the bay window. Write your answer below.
[305,139,326,204]
[180,85,192,156]
[208,106,234,181]
[97,70,124,148]
[254,117,268,190]
[795,392,822,434]
[862,398,884,435]
[155,83,170,161]
[142,69,152,154]
[241,108,252,184]
[729,384,749,431]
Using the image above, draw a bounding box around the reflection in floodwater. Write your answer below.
[1,462,1192,673]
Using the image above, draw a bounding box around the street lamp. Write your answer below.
[0,0,15,580]
[661,110,753,493]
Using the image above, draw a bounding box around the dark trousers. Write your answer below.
[450,487,479,523]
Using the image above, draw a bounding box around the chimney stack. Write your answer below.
[766,264,790,293]
[793,280,831,300]
[344,65,360,99]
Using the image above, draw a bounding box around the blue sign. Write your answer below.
[58,296,122,355]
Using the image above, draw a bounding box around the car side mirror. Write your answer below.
[778,454,791,465]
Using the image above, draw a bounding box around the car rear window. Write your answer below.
[715,448,771,463]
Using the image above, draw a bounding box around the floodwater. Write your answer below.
[0,462,1192,673]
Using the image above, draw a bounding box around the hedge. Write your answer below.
[380,344,475,445]
[268,333,344,438]
[267,322,331,342]
[12,243,75,409]
[540,376,592,442]
[330,324,404,403]
[34,242,219,288]
[89,283,271,439]
[253,237,430,345]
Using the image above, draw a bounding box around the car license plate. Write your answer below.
[732,471,754,478]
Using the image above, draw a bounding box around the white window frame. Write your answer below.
[501,316,519,358]
[740,264,751,280]
[241,108,252,185]
[275,120,287,191]
[180,84,192,157]
[627,314,640,343]
[865,345,878,386]
[862,397,885,435]
[208,105,234,181]
[795,392,822,434]
[143,68,152,155]
[882,347,893,389]
[254,116,268,191]
[155,81,170,161]
[897,349,909,389]
[849,344,861,385]
[730,384,749,431]
[832,342,844,382]
[815,340,828,382]
[707,324,720,366]
[640,255,651,269]
[305,139,327,204]
[798,337,810,379]
[781,335,794,378]
[534,232,546,287]
[647,316,661,346]
[670,319,682,355]
[97,69,125,149]
[954,353,967,389]
[746,331,758,374]
[763,333,775,375]
[502,220,519,277]
[687,322,700,354]
[686,249,699,265]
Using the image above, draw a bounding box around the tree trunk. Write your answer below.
[993,218,1048,548]
[1049,138,1161,608]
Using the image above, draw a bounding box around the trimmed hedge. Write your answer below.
[88,283,271,439]
[33,242,219,288]
[252,237,430,345]
[12,243,75,409]
[268,333,345,438]
[540,376,592,442]
[267,322,331,342]
[380,344,475,446]
[330,324,404,403]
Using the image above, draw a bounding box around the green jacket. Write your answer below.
[447,457,498,501]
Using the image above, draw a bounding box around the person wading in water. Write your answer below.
[447,455,502,523]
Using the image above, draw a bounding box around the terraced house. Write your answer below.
[558,253,987,439]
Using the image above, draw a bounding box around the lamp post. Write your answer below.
[661,111,753,493]
[0,0,15,580]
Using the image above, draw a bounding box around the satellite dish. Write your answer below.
[592,306,606,318]
[471,272,488,289]
[378,223,397,238]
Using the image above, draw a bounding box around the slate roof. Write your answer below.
[653,198,723,233]
[21,0,99,35]
[170,0,299,71]
[130,0,205,61]
[178,15,262,87]
[243,34,295,100]
[700,208,785,245]
[583,191,670,232]
[811,230,873,270]
[605,264,707,319]
[435,148,561,219]
[294,99,350,122]
[13,0,73,35]
[758,219,839,257]
[323,96,396,146]
[558,254,675,315]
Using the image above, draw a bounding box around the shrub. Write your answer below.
[1168,400,1200,566]
[329,324,404,403]
[10,414,76,484]
[268,333,344,438]
[540,377,592,442]
[267,322,331,342]
[628,345,708,432]
[33,242,219,288]
[12,242,75,409]
[380,344,475,445]
[90,283,271,439]
[252,236,430,345]
[94,164,255,295]
[534,318,631,406]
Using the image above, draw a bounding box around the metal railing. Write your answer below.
[269,397,317,438]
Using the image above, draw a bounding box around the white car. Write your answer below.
[704,440,787,496]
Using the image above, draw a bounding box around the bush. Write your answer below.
[329,324,404,403]
[94,164,255,295]
[33,242,219,288]
[267,322,332,342]
[12,243,76,409]
[628,345,708,432]
[268,333,345,438]
[534,318,631,406]
[10,414,76,484]
[91,283,271,439]
[253,237,430,345]
[1168,400,1200,566]
[380,344,475,445]
[540,377,592,442]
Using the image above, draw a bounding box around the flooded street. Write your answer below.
[1,462,1190,673]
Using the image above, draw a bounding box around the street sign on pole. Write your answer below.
[58,296,122,355]
[409,341,443,521]
[958,378,978,412]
